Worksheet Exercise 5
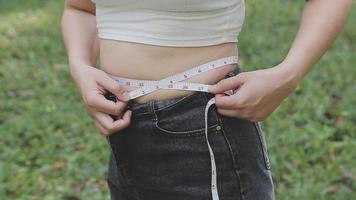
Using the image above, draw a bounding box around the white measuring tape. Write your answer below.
[108,55,239,200]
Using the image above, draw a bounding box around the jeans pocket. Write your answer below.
[253,121,272,170]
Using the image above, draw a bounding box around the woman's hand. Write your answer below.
[71,64,132,135]
[207,0,352,122]
[208,64,300,122]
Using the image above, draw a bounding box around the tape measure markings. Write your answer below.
[108,56,238,99]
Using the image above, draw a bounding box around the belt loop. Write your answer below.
[148,100,158,122]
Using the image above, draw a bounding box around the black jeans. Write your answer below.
[106,66,275,200]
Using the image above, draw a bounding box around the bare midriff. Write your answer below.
[99,39,239,104]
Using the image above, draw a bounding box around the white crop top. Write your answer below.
[90,0,245,47]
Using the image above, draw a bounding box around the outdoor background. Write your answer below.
[0,0,355,199]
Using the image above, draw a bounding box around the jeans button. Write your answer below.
[216,125,221,131]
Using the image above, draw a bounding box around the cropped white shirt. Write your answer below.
[90,0,245,47]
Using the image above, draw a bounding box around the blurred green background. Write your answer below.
[0,0,355,199]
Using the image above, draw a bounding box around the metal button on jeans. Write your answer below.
[216,125,221,131]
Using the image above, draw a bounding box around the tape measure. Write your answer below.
[108,55,239,200]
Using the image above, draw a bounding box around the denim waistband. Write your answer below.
[126,64,241,116]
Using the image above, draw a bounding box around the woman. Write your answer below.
[61,0,351,199]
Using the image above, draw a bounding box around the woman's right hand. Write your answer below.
[70,64,132,136]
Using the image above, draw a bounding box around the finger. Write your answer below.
[216,107,237,117]
[214,95,239,109]
[110,110,132,132]
[87,93,128,116]
[216,107,247,119]
[215,93,225,98]
[95,110,132,134]
[109,100,127,119]
[97,73,130,102]
[97,94,128,116]
[94,112,114,131]
[208,74,245,94]
[94,120,109,135]
[115,101,128,118]
[217,107,256,122]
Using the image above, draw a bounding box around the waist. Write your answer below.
[99,40,239,103]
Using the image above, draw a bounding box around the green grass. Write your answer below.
[0,0,355,199]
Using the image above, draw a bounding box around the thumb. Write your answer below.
[208,74,245,94]
[97,73,130,102]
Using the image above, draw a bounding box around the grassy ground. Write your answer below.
[0,0,355,199]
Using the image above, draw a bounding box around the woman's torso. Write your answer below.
[99,40,239,103]
[94,0,244,103]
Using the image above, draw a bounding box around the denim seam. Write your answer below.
[215,115,238,170]
[150,100,158,124]
[253,122,271,170]
[131,110,151,117]
[216,116,245,200]
[155,123,219,136]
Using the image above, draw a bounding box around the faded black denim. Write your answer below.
[105,65,275,200]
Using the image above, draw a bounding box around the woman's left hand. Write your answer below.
[208,64,301,122]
